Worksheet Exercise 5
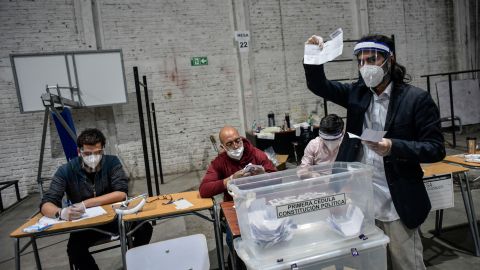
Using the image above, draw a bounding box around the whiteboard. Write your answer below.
[435,79,480,126]
[10,50,128,113]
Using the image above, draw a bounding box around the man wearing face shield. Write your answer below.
[199,125,277,201]
[303,34,445,270]
[40,128,152,270]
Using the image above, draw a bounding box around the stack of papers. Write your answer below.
[23,206,107,233]
[465,154,480,163]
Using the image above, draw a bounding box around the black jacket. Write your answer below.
[304,64,445,229]
[41,155,129,208]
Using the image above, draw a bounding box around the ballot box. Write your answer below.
[228,162,386,269]
[234,228,389,270]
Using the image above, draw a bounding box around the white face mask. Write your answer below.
[359,59,388,88]
[83,154,102,169]
[226,145,244,160]
[324,139,342,151]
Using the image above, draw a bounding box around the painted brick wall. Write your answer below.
[248,0,356,126]
[0,0,93,207]
[99,0,242,176]
[0,0,464,206]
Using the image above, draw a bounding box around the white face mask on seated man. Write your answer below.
[226,145,244,160]
[83,154,103,169]
[80,147,104,169]
[319,131,343,151]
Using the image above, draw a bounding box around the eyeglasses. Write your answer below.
[146,194,181,205]
[80,148,104,156]
[223,137,242,149]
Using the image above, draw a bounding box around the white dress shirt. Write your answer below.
[361,82,399,222]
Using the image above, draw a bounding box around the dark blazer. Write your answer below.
[304,64,446,229]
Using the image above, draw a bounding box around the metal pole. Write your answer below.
[426,76,431,94]
[447,74,456,148]
[151,103,165,185]
[37,108,49,198]
[133,67,153,197]
[323,99,328,116]
[142,76,160,195]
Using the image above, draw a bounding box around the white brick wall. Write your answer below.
[0,0,469,205]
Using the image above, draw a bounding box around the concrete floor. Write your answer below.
[1,127,480,270]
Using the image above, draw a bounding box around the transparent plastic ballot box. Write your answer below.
[227,162,375,258]
[234,227,389,270]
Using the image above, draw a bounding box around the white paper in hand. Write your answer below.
[360,128,387,143]
[304,28,343,65]
[348,129,386,143]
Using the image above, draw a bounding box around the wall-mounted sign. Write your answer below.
[191,56,208,66]
[234,31,250,52]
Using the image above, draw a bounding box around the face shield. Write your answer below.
[353,42,392,88]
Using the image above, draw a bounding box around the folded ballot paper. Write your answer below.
[326,204,364,237]
[348,128,387,143]
[244,163,264,174]
[248,200,296,248]
[304,28,343,65]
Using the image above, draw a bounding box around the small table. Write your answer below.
[422,162,480,256]
[220,201,240,270]
[10,205,117,270]
[444,153,480,172]
[118,191,224,270]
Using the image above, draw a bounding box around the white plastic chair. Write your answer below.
[126,234,210,270]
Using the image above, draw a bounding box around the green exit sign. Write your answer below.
[191,56,208,66]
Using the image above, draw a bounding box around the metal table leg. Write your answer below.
[212,203,225,270]
[459,172,480,256]
[14,238,20,270]
[30,237,42,270]
[118,214,127,270]
[434,209,444,236]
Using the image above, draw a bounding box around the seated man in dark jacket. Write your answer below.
[40,128,152,270]
[304,34,445,270]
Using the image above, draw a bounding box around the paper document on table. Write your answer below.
[304,28,343,65]
[174,199,194,210]
[72,206,107,222]
[348,129,387,142]
[465,154,480,163]
[38,216,66,226]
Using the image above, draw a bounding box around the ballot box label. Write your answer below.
[276,193,346,218]
[423,173,454,211]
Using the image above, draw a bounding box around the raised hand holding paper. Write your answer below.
[304,28,343,65]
